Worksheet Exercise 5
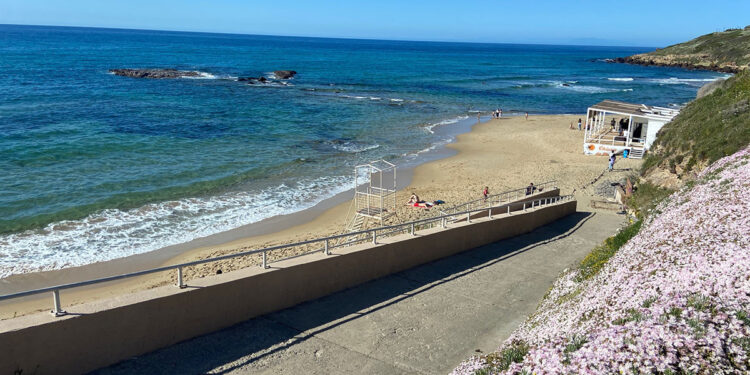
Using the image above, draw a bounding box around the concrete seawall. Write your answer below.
[1,199,576,375]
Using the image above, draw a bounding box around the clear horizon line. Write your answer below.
[0,23,661,49]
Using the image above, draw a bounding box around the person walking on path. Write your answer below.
[608,152,616,171]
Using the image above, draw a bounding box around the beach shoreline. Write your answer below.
[0,112,476,287]
[0,114,643,319]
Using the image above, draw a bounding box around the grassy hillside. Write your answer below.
[619,26,750,72]
[641,70,750,188]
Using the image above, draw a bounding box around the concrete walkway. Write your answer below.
[93,210,625,375]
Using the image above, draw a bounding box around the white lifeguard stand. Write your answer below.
[345,160,397,233]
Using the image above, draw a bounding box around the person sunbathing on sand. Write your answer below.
[413,201,433,209]
[407,193,420,205]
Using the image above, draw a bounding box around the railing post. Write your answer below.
[372,230,377,244]
[177,267,186,289]
[466,211,471,223]
[442,217,446,228]
[507,205,510,215]
[488,207,492,219]
[523,203,526,211]
[262,250,268,269]
[411,222,416,236]
[324,238,329,255]
[51,290,66,317]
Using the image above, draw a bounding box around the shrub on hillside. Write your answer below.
[643,70,750,181]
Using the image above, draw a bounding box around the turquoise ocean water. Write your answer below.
[0,25,727,277]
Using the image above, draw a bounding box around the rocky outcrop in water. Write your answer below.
[273,70,297,79]
[109,69,201,79]
[608,55,743,73]
[606,26,750,73]
[238,76,268,84]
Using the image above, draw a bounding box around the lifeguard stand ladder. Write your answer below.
[344,160,397,236]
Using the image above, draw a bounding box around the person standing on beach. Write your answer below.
[483,186,489,202]
[525,112,529,120]
[477,112,481,122]
[577,118,582,131]
[499,108,503,118]
[608,152,616,171]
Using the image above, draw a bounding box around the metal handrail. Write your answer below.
[438,181,557,217]
[0,194,574,316]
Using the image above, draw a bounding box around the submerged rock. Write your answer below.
[109,68,201,79]
[241,76,268,84]
[273,70,297,79]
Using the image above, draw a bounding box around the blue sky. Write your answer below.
[2,0,748,47]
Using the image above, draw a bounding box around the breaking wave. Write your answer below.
[0,175,354,278]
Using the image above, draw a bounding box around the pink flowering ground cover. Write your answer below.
[453,147,750,374]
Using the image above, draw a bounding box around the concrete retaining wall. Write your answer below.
[0,200,576,375]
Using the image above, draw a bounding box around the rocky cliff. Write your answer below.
[614,26,750,73]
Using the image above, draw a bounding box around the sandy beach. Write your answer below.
[0,114,642,319]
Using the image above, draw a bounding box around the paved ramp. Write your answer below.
[94,211,625,375]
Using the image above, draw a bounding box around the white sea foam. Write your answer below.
[556,83,625,94]
[246,81,292,88]
[403,137,452,160]
[608,77,634,81]
[264,72,296,80]
[0,175,355,278]
[423,115,469,134]
[512,80,578,89]
[183,71,238,80]
[330,141,380,153]
[341,95,369,100]
[389,98,405,102]
[182,71,217,79]
[649,75,731,85]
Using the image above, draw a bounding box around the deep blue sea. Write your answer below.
[0,25,728,277]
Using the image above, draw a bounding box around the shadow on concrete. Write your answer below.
[91,212,595,375]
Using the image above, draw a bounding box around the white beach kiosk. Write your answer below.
[583,100,679,158]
